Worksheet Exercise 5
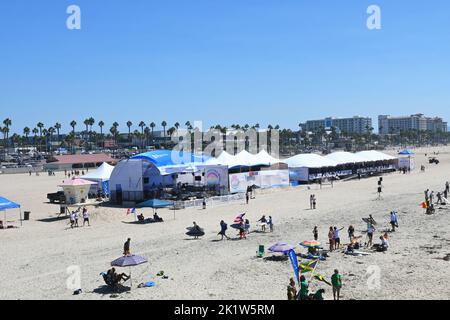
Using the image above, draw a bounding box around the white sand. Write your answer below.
[1,147,449,300]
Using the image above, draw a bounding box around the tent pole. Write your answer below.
[20,209,22,226]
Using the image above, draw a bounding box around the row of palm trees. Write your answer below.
[2,117,450,155]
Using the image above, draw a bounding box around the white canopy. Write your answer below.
[205,150,284,168]
[325,152,369,165]
[356,150,397,162]
[285,153,338,168]
[81,162,115,181]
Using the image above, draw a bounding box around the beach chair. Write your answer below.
[257,245,265,258]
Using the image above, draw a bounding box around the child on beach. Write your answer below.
[82,207,90,226]
[348,225,355,243]
[123,238,131,256]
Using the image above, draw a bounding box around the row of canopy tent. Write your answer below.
[129,149,398,174]
[285,150,398,168]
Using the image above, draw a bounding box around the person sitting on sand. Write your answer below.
[110,268,130,284]
[153,212,163,222]
[258,215,267,232]
[373,236,389,252]
[312,288,325,300]
[137,213,145,222]
[287,278,297,300]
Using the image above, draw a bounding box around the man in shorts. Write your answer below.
[331,269,342,300]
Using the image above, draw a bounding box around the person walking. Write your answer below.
[390,211,398,232]
[218,220,230,240]
[268,216,274,232]
[82,207,90,227]
[331,269,343,301]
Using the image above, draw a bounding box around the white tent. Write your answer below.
[285,153,338,168]
[206,150,284,168]
[325,152,369,165]
[82,162,114,181]
[356,150,397,162]
[254,150,283,166]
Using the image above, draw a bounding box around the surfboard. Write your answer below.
[362,218,377,226]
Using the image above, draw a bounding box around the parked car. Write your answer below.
[47,191,66,204]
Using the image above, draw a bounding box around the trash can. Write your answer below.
[60,206,66,214]
[24,211,31,221]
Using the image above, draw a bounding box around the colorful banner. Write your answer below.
[287,249,299,284]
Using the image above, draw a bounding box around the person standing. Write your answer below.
[246,192,249,205]
[390,211,398,232]
[367,223,375,247]
[331,269,343,301]
[287,278,297,300]
[268,216,274,232]
[313,226,319,241]
[123,238,131,256]
[298,275,309,300]
[218,220,230,240]
[347,225,355,243]
[82,207,90,227]
[333,227,344,250]
[69,211,75,229]
[309,195,314,210]
[328,227,335,252]
[312,195,317,209]
[73,209,79,228]
[446,181,449,194]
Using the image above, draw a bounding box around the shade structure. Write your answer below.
[285,153,338,168]
[325,152,369,165]
[356,150,397,162]
[58,178,97,187]
[0,196,20,211]
[136,199,174,209]
[299,240,322,248]
[399,149,414,155]
[81,162,114,181]
[268,242,295,253]
[111,255,148,267]
[0,196,22,227]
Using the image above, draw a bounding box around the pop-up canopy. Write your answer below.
[82,162,114,181]
[0,196,22,227]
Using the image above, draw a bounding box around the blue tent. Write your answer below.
[0,196,21,227]
[131,150,210,167]
[136,199,174,209]
[398,149,414,155]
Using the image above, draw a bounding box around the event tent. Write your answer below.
[82,162,115,195]
[0,196,21,227]
[399,149,414,155]
[356,150,397,162]
[205,150,283,169]
[285,153,338,168]
[324,152,370,165]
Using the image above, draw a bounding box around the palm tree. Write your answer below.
[144,127,151,147]
[54,122,62,143]
[149,122,156,144]
[161,121,167,146]
[138,121,146,150]
[32,128,38,149]
[23,127,30,146]
[126,121,133,141]
[98,120,105,149]
[48,127,55,153]
[3,118,11,148]
[70,120,77,134]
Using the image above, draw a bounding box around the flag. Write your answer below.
[299,259,318,273]
[313,273,332,286]
[234,213,245,223]
[127,208,135,215]
[287,249,299,284]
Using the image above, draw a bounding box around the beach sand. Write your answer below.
[1,146,449,300]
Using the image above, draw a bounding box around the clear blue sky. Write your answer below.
[1,0,449,134]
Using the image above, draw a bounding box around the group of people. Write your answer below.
[217,214,274,241]
[102,268,130,288]
[424,183,450,214]
[69,207,90,228]
[326,226,344,251]
[287,269,343,301]
[65,169,87,178]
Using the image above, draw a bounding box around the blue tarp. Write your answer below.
[136,199,174,208]
[0,196,20,211]
[398,149,414,155]
[131,150,209,167]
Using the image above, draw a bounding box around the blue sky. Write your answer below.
[1,0,449,133]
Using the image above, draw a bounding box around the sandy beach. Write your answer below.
[1,146,449,300]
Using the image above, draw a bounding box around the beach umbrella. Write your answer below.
[299,240,322,248]
[111,255,148,287]
[268,242,295,253]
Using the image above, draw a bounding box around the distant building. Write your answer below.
[44,153,116,171]
[300,116,373,134]
[378,114,448,135]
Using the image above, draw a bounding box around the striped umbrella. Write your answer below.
[299,240,322,248]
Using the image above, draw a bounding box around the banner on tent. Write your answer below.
[229,170,289,193]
